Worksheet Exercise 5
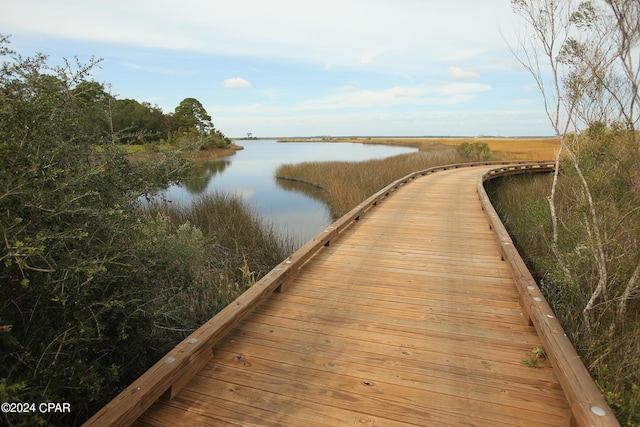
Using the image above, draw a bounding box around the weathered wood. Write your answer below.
[85,161,617,427]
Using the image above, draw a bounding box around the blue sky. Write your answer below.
[1,0,554,138]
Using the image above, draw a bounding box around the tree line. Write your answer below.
[33,74,232,150]
[110,95,232,149]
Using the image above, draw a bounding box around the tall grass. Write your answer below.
[486,169,640,425]
[276,147,469,218]
[141,192,295,325]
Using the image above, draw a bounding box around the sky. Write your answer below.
[1,0,555,138]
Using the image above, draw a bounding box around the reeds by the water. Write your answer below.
[141,192,296,323]
[275,147,465,218]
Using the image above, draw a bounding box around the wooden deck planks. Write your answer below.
[134,166,572,426]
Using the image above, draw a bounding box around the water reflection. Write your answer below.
[160,139,417,247]
[181,160,231,195]
[275,177,327,204]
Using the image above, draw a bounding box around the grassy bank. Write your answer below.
[124,143,244,163]
[485,131,640,425]
[276,145,468,218]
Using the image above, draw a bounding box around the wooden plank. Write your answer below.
[233,309,542,361]
[218,319,564,391]
[256,293,529,333]
[186,347,569,426]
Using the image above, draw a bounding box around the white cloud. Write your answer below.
[1,0,522,74]
[448,66,479,80]
[441,83,491,95]
[223,77,252,89]
[503,98,535,106]
[338,85,359,93]
[213,82,493,113]
[292,86,426,111]
[123,63,193,75]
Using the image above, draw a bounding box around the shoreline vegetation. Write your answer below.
[274,137,559,218]
[0,41,283,426]
[124,143,244,163]
[277,136,561,160]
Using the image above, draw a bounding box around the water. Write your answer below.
[161,139,417,246]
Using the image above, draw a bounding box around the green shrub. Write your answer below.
[0,41,289,426]
[457,141,492,161]
[168,127,231,150]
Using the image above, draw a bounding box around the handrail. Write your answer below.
[478,164,619,427]
[84,160,609,426]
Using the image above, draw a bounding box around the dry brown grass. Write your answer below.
[275,147,465,218]
[282,137,560,161]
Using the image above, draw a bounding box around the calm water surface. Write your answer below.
[161,139,417,247]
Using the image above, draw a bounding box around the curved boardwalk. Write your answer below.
[86,163,618,426]
[134,166,568,426]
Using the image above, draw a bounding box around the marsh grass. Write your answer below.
[276,147,468,218]
[283,137,560,160]
[487,171,640,425]
[274,138,559,219]
[141,192,295,324]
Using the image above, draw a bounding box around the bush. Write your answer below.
[457,141,492,160]
[168,127,231,150]
[0,37,297,426]
[0,42,197,425]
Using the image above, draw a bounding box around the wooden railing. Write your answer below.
[478,164,619,427]
[83,161,618,427]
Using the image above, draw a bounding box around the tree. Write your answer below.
[111,98,171,143]
[510,0,640,324]
[71,81,113,141]
[169,97,231,149]
[1,37,193,425]
[510,2,640,422]
[172,97,213,133]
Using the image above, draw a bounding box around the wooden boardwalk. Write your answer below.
[85,163,618,427]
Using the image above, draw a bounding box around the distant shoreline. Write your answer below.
[273,136,561,160]
[275,135,555,141]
